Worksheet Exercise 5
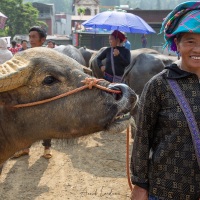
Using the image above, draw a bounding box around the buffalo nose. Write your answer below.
[108,83,138,107]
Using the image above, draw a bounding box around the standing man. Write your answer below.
[123,36,131,50]
[47,40,56,48]
[29,26,46,47]
[18,40,28,51]
[13,26,52,159]
[141,34,147,48]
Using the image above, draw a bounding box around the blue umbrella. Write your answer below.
[82,11,156,34]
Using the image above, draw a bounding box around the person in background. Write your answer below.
[0,38,13,64]
[29,26,46,47]
[123,36,131,50]
[141,34,147,48]
[18,40,28,51]
[47,40,55,48]
[9,40,20,55]
[13,26,52,160]
[97,30,130,83]
[130,1,200,199]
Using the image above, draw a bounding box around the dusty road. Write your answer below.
[0,130,133,200]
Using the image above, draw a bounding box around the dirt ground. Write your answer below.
[0,129,133,200]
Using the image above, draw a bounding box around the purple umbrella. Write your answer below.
[0,12,7,29]
[82,11,155,34]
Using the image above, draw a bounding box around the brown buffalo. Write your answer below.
[0,47,137,166]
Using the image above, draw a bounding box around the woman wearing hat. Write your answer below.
[130,1,200,199]
[97,30,130,83]
[0,38,13,64]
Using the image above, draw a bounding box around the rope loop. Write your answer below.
[81,77,103,89]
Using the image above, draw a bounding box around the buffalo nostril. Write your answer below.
[107,85,123,101]
[108,83,138,103]
[113,92,123,101]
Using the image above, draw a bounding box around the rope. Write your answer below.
[126,126,133,191]
[12,78,121,108]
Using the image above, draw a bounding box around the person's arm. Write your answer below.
[97,48,108,70]
[115,48,130,67]
[130,78,161,192]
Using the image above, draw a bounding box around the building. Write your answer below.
[32,2,72,45]
[73,0,100,16]
[73,7,173,51]
[126,9,172,50]
[72,0,100,31]
[55,13,71,36]
[32,2,56,35]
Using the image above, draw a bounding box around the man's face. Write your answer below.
[47,42,54,48]
[29,31,46,47]
[21,41,28,49]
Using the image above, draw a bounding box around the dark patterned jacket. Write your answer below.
[131,63,200,200]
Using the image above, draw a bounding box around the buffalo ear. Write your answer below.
[82,66,92,75]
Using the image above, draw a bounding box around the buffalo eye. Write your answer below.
[42,76,59,85]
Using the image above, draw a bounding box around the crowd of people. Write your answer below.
[0,32,56,61]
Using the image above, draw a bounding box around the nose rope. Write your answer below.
[12,78,121,108]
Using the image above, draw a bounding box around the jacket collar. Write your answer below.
[164,62,197,79]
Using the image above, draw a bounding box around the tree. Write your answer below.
[77,7,86,16]
[0,0,46,38]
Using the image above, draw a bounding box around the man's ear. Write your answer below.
[42,38,46,44]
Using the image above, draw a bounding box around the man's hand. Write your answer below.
[130,185,148,200]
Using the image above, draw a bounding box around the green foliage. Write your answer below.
[0,0,47,38]
[77,7,86,15]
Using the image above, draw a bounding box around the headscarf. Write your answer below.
[0,38,8,50]
[160,1,200,51]
[0,38,13,64]
[111,30,125,43]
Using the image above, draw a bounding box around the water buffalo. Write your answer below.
[89,48,160,79]
[79,46,96,68]
[123,53,177,95]
[54,45,86,66]
[123,52,177,138]
[89,47,107,78]
[0,47,137,166]
[89,47,177,94]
